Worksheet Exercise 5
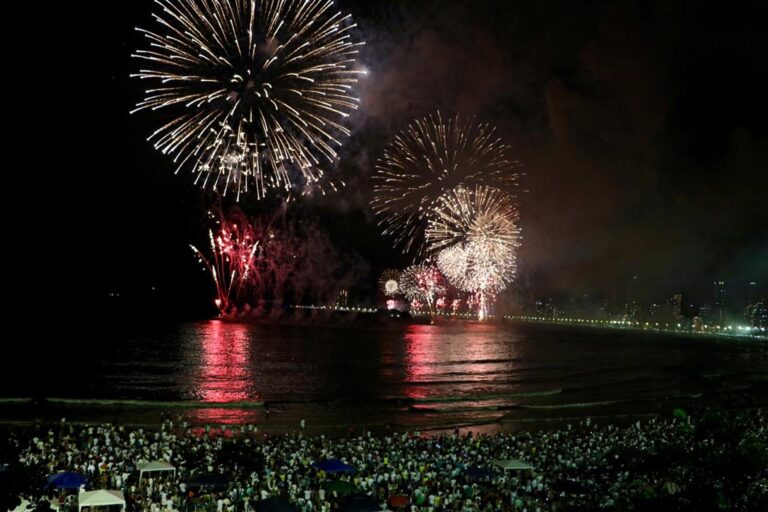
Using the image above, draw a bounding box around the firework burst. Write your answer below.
[372,112,521,254]
[191,210,259,314]
[399,264,446,315]
[132,0,365,200]
[427,186,521,319]
[378,269,402,297]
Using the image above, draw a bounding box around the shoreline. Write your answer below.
[0,412,668,439]
[504,316,768,342]
[197,312,768,342]
[2,394,765,438]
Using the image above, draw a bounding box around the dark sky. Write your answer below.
[31,0,767,312]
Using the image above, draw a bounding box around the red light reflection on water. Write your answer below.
[192,320,260,424]
[404,324,440,400]
[403,322,504,400]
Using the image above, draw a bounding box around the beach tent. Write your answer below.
[311,459,355,473]
[493,459,534,471]
[77,490,125,512]
[46,472,88,489]
[137,461,176,481]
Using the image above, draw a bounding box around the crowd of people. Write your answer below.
[2,408,766,512]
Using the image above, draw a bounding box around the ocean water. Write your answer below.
[3,320,766,431]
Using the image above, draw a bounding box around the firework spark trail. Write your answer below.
[399,264,446,315]
[132,0,365,200]
[372,112,522,255]
[427,185,520,259]
[427,186,521,319]
[378,268,402,297]
[191,210,259,313]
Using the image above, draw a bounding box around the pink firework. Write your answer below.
[191,209,259,314]
[400,264,447,316]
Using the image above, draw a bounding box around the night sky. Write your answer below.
[33,0,767,315]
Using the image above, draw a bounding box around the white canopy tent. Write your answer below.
[137,461,176,481]
[78,490,125,512]
[493,459,534,471]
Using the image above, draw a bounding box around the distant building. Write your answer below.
[336,289,349,308]
[713,281,726,325]
[746,299,767,329]
[648,303,665,324]
[745,281,758,323]
[624,274,643,322]
[670,293,683,323]
[599,299,613,320]
[698,304,713,323]
[534,298,560,318]
[747,281,757,305]
[758,301,768,329]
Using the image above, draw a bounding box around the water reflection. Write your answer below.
[403,324,440,399]
[191,320,259,423]
[404,322,515,399]
[12,318,764,428]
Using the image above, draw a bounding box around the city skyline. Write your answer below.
[514,276,767,325]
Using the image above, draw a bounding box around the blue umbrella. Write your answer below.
[311,459,355,473]
[46,472,88,489]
